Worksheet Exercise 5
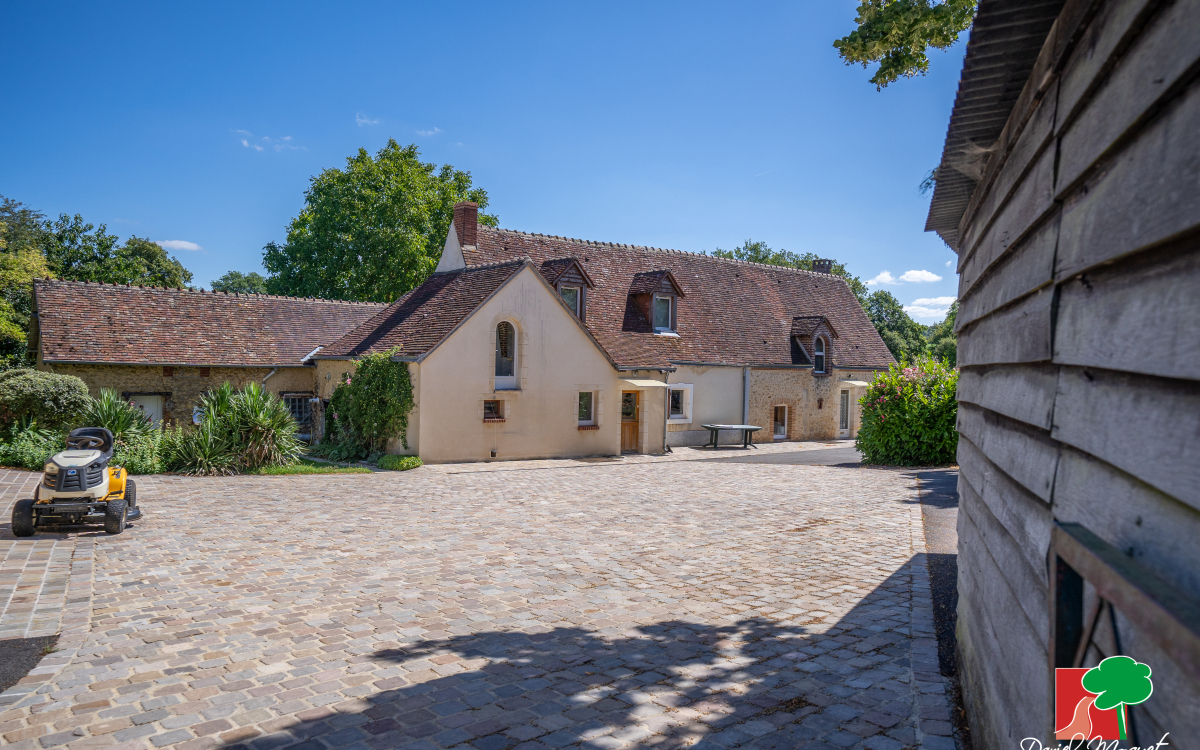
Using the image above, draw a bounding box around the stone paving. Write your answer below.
[0,445,953,750]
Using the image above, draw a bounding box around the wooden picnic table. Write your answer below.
[700,424,762,449]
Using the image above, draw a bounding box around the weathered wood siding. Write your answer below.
[950,0,1200,746]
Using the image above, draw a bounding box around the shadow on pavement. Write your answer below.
[223,563,929,750]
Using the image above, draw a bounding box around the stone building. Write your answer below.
[33,204,895,462]
[925,0,1200,744]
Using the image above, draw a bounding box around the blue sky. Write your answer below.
[2,2,966,320]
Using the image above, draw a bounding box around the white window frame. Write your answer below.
[652,294,674,332]
[577,390,596,426]
[560,286,582,317]
[773,404,788,439]
[495,320,518,390]
[667,383,693,423]
[814,337,827,374]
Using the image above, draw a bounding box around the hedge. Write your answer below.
[855,356,958,466]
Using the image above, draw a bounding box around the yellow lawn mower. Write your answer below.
[11,428,141,536]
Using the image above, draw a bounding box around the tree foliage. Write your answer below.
[865,290,928,361]
[834,0,977,89]
[0,198,54,361]
[925,300,957,365]
[855,356,958,465]
[318,348,415,459]
[211,270,268,295]
[711,239,869,304]
[41,214,193,288]
[263,141,497,303]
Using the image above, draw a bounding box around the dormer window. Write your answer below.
[814,337,827,373]
[540,258,595,322]
[653,295,673,331]
[560,286,581,317]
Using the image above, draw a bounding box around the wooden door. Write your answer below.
[620,391,639,452]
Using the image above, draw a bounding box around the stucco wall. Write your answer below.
[415,266,623,463]
[41,363,316,424]
[665,364,745,446]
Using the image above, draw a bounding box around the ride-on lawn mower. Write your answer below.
[10,427,141,536]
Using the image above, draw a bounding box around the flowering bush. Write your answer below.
[855,356,958,466]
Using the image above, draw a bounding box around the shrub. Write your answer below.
[82,389,152,441]
[377,454,422,471]
[0,370,91,432]
[0,423,62,470]
[322,349,414,455]
[855,356,958,466]
[113,430,164,475]
[164,383,301,475]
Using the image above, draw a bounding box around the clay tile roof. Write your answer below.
[628,269,685,297]
[319,260,527,359]
[465,226,894,369]
[33,280,386,367]
[539,258,595,288]
[792,316,838,338]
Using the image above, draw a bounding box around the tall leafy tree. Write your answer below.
[263,140,497,303]
[211,270,268,295]
[41,214,193,288]
[865,289,928,362]
[0,198,53,362]
[834,0,977,89]
[926,300,957,365]
[711,239,869,304]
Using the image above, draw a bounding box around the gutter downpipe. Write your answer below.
[262,368,279,386]
[742,366,750,424]
[662,371,672,454]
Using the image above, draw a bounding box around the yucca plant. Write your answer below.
[229,383,302,469]
[163,422,237,476]
[81,389,153,441]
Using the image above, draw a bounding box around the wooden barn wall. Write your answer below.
[949,0,1200,746]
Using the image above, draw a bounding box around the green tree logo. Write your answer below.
[1081,656,1153,740]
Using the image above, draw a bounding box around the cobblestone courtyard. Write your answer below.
[0,446,952,750]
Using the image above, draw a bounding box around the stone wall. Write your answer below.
[747,368,875,441]
[42,363,316,424]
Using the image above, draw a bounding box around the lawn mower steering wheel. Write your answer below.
[70,436,105,450]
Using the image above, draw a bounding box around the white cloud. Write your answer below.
[417,126,442,136]
[867,271,897,286]
[234,130,303,152]
[355,112,379,126]
[155,240,203,252]
[945,259,953,268]
[899,269,943,283]
[905,296,957,321]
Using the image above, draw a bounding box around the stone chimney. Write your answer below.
[812,258,833,274]
[453,202,478,247]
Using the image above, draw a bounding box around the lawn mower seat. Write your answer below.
[66,427,115,461]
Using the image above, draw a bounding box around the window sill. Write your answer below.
[654,331,680,338]
[483,418,506,423]
[667,418,692,424]
[811,371,831,377]
[577,424,599,431]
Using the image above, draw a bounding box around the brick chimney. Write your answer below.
[453,202,478,247]
[812,258,833,274]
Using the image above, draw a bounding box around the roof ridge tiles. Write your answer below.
[37,277,388,305]
[485,226,835,279]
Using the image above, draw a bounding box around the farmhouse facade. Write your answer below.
[926,0,1200,744]
[33,205,894,462]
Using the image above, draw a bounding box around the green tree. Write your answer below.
[263,140,497,303]
[711,239,869,304]
[41,214,193,288]
[865,289,927,361]
[0,197,54,363]
[1082,656,1153,741]
[926,300,957,366]
[211,270,268,295]
[834,0,977,89]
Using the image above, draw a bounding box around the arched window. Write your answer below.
[495,322,517,389]
[814,337,826,373]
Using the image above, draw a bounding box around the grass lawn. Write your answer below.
[250,458,373,475]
